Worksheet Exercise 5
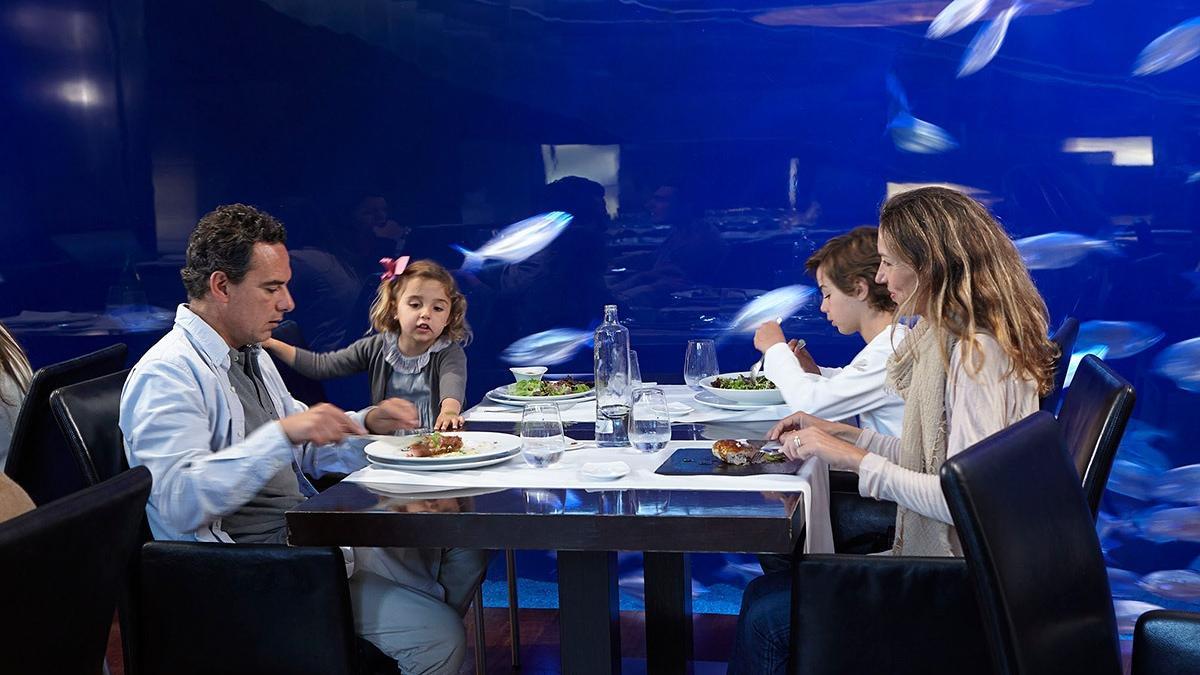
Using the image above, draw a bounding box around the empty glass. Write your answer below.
[629,350,642,388]
[629,387,671,452]
[521,403,566,467]
[684,339,720,390]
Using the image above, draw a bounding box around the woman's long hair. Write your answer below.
[0,322,32,406]
[879,186,1057,395]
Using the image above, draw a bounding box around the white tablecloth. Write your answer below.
[346,440,833,554]
[463,384,793,425]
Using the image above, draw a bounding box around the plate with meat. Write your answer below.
[365,431,520,467]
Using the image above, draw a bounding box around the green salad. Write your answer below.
[710,375,776,390]
[511,377,592,397]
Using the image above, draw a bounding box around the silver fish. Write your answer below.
[501,328,593,365]
[1133,16,1200,77]
[1188,170,1200,184]
[1015,232,1118,270]
[1076,321,1165,360]
[728,285,817,334]
[452,211,573,272]
[886,75,959,154]
[1138,569,1200,602]
[927,0,991,39]
[1153,464,1200,505]
[1136,506,1200,544]
[1113,600,1164,635]
[958,2,1023,78]
[1153,337,1200,393]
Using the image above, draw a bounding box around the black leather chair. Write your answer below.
[135,541,360,675]
[1040,316,1080,413]
[941,412,1200,675]
[4,343,128,505]
[51,369,132,486]
[271,319,329,404]
[1057,354,1135,518]
[0,466,151,675]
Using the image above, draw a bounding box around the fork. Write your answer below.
[750,337,805,382]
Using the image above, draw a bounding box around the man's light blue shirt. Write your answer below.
[120,305,369,542]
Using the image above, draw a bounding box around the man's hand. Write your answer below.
[279,403,366,446]
[754,321,787,353]
[365,398,420,434]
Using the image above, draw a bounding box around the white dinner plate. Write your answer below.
[486,383,596,403]
[364,431,520,464]
[368,452,519,472]
[698,372,785,406]
[692,390,782,411]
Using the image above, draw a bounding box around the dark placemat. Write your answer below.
[654,447,804,477]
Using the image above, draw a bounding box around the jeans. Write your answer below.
[727,570,792,675]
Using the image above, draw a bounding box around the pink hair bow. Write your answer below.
[379,256,410,281]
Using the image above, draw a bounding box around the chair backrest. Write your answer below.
[136,541,359,675]
[5,344,128,505]
[941,412,1121,675]
[270,319,328,404]
[50,369,132,486]
[1056,354,1135,518]
[0,466,151,674]
[1040,316,1080,413]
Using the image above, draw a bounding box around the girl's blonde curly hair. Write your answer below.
[368,259,471,344]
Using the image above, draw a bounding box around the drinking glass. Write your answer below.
[629,387,671,452]
[684,339,720,390]
[629,350,643,388]
[521,403,565,467]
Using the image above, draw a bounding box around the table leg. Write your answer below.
[557,550,620,675]
[644,551,693,674]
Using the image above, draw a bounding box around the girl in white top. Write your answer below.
[752,226,907,437]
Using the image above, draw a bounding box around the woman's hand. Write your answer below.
[754,321,787,353]
[768,410,861,442]
[779,427,868,472]
[435,411,465,431]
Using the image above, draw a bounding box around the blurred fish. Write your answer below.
[1138,569,1200,602]
[1154,464,1200,504]
[720,559,766,583]
[1188,171,1200,184]
[1135,506,1200,544]
[1133,16,1200,76]
[617,572,709,604]
[728,285,816,333]
[927,0,991,39]
[1014,232,1119,270]
[886,74,959,154]
[1193,554,1200,572]
[1153,337,1200,393]
[451,211,573,272]
[1107,567,1141,599]
[501,328,593,365]
[958,2,1024,78]
[1114,600,1164,635]
[1103,421,1172,501]
[1076,321,1165,360]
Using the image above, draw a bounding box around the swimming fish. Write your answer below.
[728,285,817,333]
[1133,16,1200,76]
[452,211,573,272]
[958,2,1024,77]
[1138,569,1200,602]
[1135,506,1200,544]
[1114,600,1164,635]
[1152,337,1200,393]
[1076,321,1165,360]
[1153,464,1200,505]
[886,74,959,154]
[501,328,593,365]
[927,0,991,39]
[1107,567,1141,599]
[1014,232,1118,270]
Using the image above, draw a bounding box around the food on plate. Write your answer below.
[407,433,466,457]
[712,439,758,465]
[511,377,592,397]
[710,374,776,391]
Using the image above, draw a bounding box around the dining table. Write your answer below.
[286,384,832,675]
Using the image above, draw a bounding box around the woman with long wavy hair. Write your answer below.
[0,321,32,467]
[727,186,1058,675]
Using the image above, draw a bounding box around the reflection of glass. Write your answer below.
[630,350,642,387]
[684,339,719,390]
[630,387,670,452]
[521,403,565,467]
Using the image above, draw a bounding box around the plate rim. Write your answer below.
[368,452,518,472]
[692,390,781,411]
[489,382,595,401]
[698,371,785,405]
